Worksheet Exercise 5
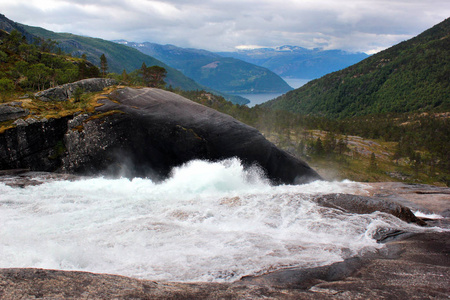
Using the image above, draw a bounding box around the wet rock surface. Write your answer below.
[0,116,71,172]
[312,193,425,225]
[63,87,320,184]
[1,86,320,184]
[365,182,450,229]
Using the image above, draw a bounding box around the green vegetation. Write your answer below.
[140,63,167,88]
[100,53,108,77]
[264,18,450,118]
[0,29,100,101]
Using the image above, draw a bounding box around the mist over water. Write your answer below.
[0,158,430,282]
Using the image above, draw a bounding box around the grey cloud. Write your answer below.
[1,0,448,53]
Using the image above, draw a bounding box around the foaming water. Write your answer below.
[0,158,431,282]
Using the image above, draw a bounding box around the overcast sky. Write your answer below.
[1,0,449,54]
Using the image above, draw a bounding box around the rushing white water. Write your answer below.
[0,158,430,282]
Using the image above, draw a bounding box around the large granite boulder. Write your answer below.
[63,87,320,184]
[34,78,117,101]
[1,86,320,184]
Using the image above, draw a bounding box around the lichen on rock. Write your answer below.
[34,78,117,101]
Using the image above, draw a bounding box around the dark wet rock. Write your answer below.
[63,87,321,184]
[35,78,117,101]
[366,182,450,219]
[0,169,30,176]
[0,104,28,122]
[0,116,71,171]
[442,209,450,218]
[313,193,425,225]
[0,171,85,188]
[1,86,320,184]
[305,232,450,299]
[240,257,367,290]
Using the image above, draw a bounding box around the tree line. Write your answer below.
[0,30,168,101]
[0,30,102,100]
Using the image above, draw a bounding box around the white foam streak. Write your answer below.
[413,210,444,219]
[0,158,428,282]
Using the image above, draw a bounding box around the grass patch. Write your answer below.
[0,86,122,133]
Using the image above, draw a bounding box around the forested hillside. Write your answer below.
[0,29,101,100]
[263,18,450,118]
[20,25,203,92]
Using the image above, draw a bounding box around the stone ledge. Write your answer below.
[35,78,117,101]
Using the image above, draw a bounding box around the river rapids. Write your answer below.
[0,158,431,282]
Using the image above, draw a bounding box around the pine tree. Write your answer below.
[121,69,129,82]
[368,152,378,171]
[315,137,324,156]
[100,54,108,77]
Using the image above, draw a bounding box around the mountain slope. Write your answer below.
[117,41,293,94]
[20,25,200,91]
[0,14,248,104]
[217,46,368,79]
[263,18,450,118]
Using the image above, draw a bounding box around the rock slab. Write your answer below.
[1,86,320,184]
[34,78,117,101]
[63,87,321,184]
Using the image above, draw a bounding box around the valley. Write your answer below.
[0,10,448,300]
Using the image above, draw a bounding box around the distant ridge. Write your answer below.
[116,41,293,94]
[263,18,450,118]
[217,46,368,80]
[0,14,248,105]
[0,13,34,42]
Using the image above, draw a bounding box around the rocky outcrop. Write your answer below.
[312,193,425,225]
[1,86,320,184]
[34,78,117,101]
[0,116,71,171]
[0,103,28,122]
[62,87,320,183]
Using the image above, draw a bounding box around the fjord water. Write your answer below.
[237,78,310,107]
[0,158,427,282]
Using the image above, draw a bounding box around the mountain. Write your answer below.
[0,14,248,105]
[116,41,293,94]
[217,46,369,80]
[263,18,450,118]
